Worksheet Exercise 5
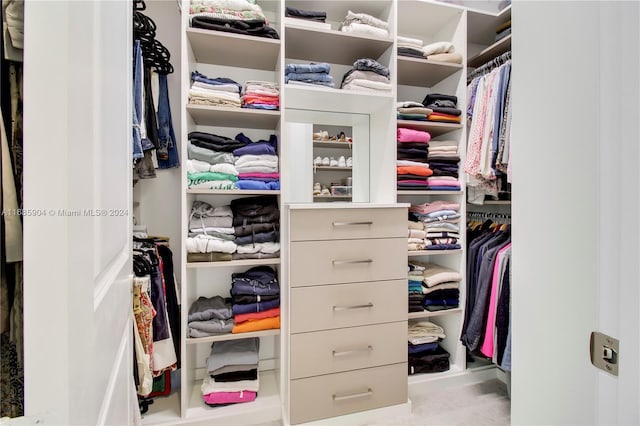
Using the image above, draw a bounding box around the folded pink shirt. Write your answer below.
[397,127,431,143]
[203,390,257,405]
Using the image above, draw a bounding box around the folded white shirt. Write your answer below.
[236,242,280,254]
[189,87,241,101]
[234,155,279,167]
[422,41,455,56]
[186,235,237,254]
[344,78,392,91]
[398,35,423,47]
[192,81,240,94]
[201,374,259,394]
[341,22,389,39]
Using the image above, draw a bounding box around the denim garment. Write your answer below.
[132,41,144,160]
[285,62,331,75]
[191,71,242,92]
[353,58,390,77]
[231,281,280,296]
[156,74,180,169]
[491,63,511,171]
[285,72,333,83]
[243,104,279,110]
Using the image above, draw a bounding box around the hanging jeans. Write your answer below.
[132,41,144,161]
[156,73,180,169]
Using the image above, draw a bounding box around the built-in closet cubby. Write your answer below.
[396,1,468,384]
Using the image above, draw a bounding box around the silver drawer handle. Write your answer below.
[332,221,373,227]
[332,259,372,266]
[332,345,373,357]
[333,303,374,311]
[333,388,373,401]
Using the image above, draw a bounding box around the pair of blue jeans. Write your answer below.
[156,73,180,169]
[191,71,242,91]
[132,41,144,160]
[284,62,330,75]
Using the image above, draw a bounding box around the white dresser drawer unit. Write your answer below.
[290,207,406,241]
[289,237,407,287]
[289,279,406,333]
[290,321,407,379]
[289,363,408,424]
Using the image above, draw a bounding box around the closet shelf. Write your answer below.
[285,24,393,66]
[396,119,463,136]
[408,308,462,320]
[407,365,464,385]
[313,195,352,200]
[186,329,280,344]
[186,258,281,269]
[397,190,463,196]
[313,141,353,149]
[186,189,281,195]
[397,56,463,87]
[187,28,281,70]
[408,249,463,257]
[186,370,281,421]
[186,104,281,129]
[467,34,511,68]
[314,166,352,171]
[285,85,393,114]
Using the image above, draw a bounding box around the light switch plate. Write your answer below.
[590,331,619,376]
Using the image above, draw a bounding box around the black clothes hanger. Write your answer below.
[133,9,174,74]
[134,0,146,11]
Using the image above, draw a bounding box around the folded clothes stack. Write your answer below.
[189,71,242,108]
[187,295,233,337]
[285,62,335,88]
[422,41,462,64]
[230,196,280,260]
[187,202,237,262]
[187,131,243,190]
[408,261,462,312]
[285,5,327,24]
[427,139,461,189]
[397,127,433,190]
[422,93,463,124]
[397,101,433,121]
[397,35,424,58]
[231,266,280,333]
[203,338,260,406]
[341,58,391,93]
[340,10,389,38]
[189,0,279,39]
[233,133,280,190]
[407,321,450,374]
[409,201,462,251]
[242,80,279,110]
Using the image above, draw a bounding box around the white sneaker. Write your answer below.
[346,157,353,167]
[338,156,346,167]
[322,157,330,166]
[313,156,322,166]
[329,157,338,167]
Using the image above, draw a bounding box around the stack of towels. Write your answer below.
[397,101,433,122]
[231,266,281,333]
[187,131,241,190]
[187,202,237,262]
[397,127,433,190]
[422,93,463,124]
[408,261,461,312]
[408,201,462,251]
[427,139,461,190]
[340,10,389,38]
[341,58,391,93]
[230,195,280,260]
[233,133,280,190]
[187,295,233,337]
[285,63,335,88]
[189,71,242,108]
[407,321,451,374]
[242,80,279,110]
[203,338,260,406]
[422,41,462,64]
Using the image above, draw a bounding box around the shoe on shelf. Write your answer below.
[313,130,329,141]
[338,131,346,142]
[321,157,330,166]
[313,156,322,166]
[313,182,321,195]
[329,157,338,167]
[338,156,346,167]
[346,157,353,167]
[321,185,331,196]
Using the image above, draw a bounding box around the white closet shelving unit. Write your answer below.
[141,1,512,424]
[396,0,469,382]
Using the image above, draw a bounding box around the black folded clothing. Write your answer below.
[408,344,450,375]
[191,16,279,39]
[231,195,280,227]
[422,93,458,107]
[189,131,247,153]
[285,6,327,21]
[398,47,424,59]
[429,106,462,116]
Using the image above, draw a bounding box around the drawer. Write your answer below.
[289,363,408,424]
[290,238,406,286]
[290,280,406,333]
[289,208,406,241]
[290,321,407,379]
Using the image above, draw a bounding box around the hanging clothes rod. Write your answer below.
[467,50,511,82]
[467,211,511,223]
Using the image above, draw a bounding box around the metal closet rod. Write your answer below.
[467,50,512,81]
